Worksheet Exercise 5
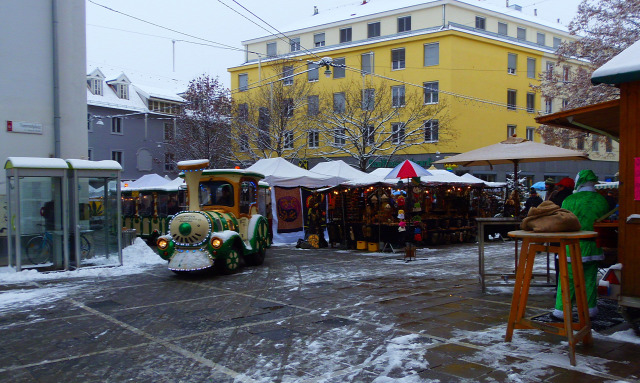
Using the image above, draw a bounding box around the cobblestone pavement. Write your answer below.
[0,242,638,382]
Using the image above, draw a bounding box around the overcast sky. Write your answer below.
[86,0,584,90]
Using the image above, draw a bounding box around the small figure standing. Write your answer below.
[544,178,556,201]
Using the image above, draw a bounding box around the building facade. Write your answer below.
[228,0,618,183]
[0,0,87,245]
[86,67,185,181]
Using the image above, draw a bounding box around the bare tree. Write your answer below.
[168,75,233,168]
[228,60,314,166]
[533,0,639,147]
[311,78,451,171]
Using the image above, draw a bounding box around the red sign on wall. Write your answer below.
[6,121,12,131]
[635,157,640,200]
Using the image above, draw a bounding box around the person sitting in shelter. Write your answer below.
[522,188,543,216]
[552,169,610,320]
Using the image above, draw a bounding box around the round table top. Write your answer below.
[508,230,598,240]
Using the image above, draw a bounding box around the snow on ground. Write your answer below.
[452,326,615,378]
[0,238,165,314]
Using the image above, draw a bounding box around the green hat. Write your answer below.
[544,178,555,185]
[575,169,598,189]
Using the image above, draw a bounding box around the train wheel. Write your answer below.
[217,246,241,275]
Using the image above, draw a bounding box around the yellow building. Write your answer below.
[228,0,618,182]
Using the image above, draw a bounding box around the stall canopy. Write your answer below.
[341,167,483,188]
[460,173,506,188]
[247,157,347,187]
[595,181,619,190]
[310,160,367,182]
[534,99,619,141]
[123,173,168,190]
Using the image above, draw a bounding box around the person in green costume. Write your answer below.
[552,169,610,320]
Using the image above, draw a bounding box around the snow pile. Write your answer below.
[0,238,164,283]
[0,285,80,315]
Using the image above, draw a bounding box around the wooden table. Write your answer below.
[505,230,598,366]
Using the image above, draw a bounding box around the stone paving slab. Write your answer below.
[0,241,637,382]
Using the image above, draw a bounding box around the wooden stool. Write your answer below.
[404,244,416,261]
[505,230,598,366]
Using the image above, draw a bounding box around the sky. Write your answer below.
[86,0,585,90]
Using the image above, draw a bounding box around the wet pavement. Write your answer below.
[0,242,638,382]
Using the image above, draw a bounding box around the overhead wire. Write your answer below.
[87,0,263,56]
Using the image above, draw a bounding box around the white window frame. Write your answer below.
[391,48,405,70]
[423,81,439,104]
[282,66,294,86]
[424,120,439,143]
[392,85,405,108]
[536,32,546,46]
[424,42,439,67]
[527,57,536,79]
[507,53,517,75]
[391,123,405,144]
[333,92,346,113]
[266,42,277,57]
[507,89,517,110]
[313,33,325,47]
[498,22,508,36]
[238,73,248,91]
[164,152,176,172]
[475,16,486,30]
[507,125,516,138]
[307,63,319,82]
[339,27,352,43]
[365,125,375,145]
[362,88,375,111]
[333,128,346,147]
[367,22,381,38]
[526,127,534,141]
[526,92,535,113]
[111,150,124,166]
[284,130,294,149]
[398,16,411,32]
[290,37,301,52]
[308,130,319,148]
[117,84,129,99]
[361,52,374,75]
[111,117,123,134]
[517,27,526,40]
[545,98,553,114]
[307,95,319,116]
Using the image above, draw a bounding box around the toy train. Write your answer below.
[155,159,271,274]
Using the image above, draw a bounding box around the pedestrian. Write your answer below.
[522,188,543,216]
[550,177,575,207]
[502,191,518,218]
[552,169,610,320]
[544,178,555,201]
[605,190,617,211]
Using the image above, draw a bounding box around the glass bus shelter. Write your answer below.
[5,157,122,271]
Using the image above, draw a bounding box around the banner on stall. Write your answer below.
[275,187,303,233]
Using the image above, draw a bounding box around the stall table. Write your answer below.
[505,230,597,366]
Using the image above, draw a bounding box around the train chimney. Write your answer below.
[177,159,210,211]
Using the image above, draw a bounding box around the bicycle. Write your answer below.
[26,226,91,265]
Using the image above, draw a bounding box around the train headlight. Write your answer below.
[157,237,169,250]
[211,237,222,249]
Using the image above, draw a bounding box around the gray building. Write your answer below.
[86,67,186,181]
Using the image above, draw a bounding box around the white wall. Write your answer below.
[0,0,87,195]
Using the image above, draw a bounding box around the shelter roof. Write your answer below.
[246,158,347,188]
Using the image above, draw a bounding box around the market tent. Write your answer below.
[460,173,506,188]
[123,174,168,190]
[156,176,185,191]
[343,168,395,187]
[247,157,347,187]
[421,169,480,185]
[385,160,432,179]
[310,160,367,182]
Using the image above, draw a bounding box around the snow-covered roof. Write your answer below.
[460,172,506,188]
[5,157,69,170]
[66,159,122,171]
[310,160,367,181]
[87,64,186,112]
[247,157,348,188]
[122,174,170,191]
[592,40,640,85]
[249,0,567,42]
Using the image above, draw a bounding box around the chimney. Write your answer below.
[534,9,537,16]
[314,6,318,15]
[362,0,368,4]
